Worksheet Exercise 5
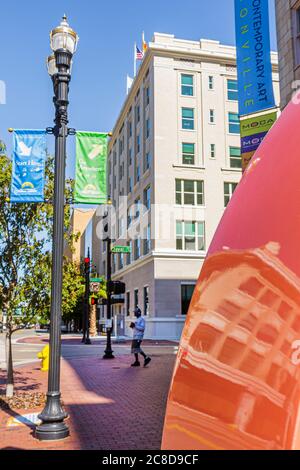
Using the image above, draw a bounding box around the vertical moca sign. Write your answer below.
[234,0,275,117]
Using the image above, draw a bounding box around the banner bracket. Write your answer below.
[46,127,54,135]
[68,128,76,136]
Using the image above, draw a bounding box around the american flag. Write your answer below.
[136,46,144,60]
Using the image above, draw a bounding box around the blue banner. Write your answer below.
[10,130,46,203]
[234,0,275,116]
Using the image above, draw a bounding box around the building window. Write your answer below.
[119,253,124,270]
[146,119,150,139]
[134,289,139,309]
[182,108,195,130]
[144,224,151,254]
[229,147,242,169]
[126,292,130,316]
[145,152,151,170]
[181,284,195,315]
[144,286,149,316]
[113,151,117,166]
[137,134,140,153]
[146,87,150,106]
[128,177,132,193]
[292,7,300,66]
[209,109,215,124]
[176,221,205,251]
[210,144,216,158]
[208,76,214,90]
[120,161,124,179]
[136,165,140,183]
[133,197,140,220]
[127,241,133,265]
[176,179,204,206]
[227,79,238,101]
[224,182,238,206]
[228,112,240,134]
[129,121,132,137]
[182,143,195,165]
[181,74,194,96]
[136,105,140,123]
[129,148,132,165]
[134,238,141,260]
[144,186,151,211]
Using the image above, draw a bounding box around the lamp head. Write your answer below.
[50,15,79,55]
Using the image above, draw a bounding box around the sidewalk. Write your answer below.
[0,350,176,450]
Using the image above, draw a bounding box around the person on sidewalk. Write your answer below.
[130,307,151,368]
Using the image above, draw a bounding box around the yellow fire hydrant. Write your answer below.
[37,344,49,372]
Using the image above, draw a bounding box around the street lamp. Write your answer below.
[35,15,79,441]
[103,198,115,359]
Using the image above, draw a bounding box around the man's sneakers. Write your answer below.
[131,361,140,367]
[130,357,152,367]
[144,357,151,367]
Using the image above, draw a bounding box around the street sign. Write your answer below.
[111,245,131,254]
[90,277,102,283]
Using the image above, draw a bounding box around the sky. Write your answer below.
[0,0,277,179]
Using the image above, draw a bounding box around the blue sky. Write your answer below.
[0,0,277,178]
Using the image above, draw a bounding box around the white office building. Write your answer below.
[89,33,279,340]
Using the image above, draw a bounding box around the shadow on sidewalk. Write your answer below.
[0,396,38,432]
[57,353,176,450]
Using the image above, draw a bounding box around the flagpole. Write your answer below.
[134,42,136,77]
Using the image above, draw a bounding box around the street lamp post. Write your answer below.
[84,248,92,345]
[103,200,114,359]
[35,15,79,441]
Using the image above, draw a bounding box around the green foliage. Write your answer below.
[0,140,84,333]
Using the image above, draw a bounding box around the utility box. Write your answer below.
[115,314,125,341]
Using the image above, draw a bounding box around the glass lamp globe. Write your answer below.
[50,15,79,54]
[47,54,58,76]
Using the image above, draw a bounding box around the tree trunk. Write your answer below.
[90,304,97,337]
[5,331,14,398]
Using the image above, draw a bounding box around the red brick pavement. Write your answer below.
[0,353,176,450]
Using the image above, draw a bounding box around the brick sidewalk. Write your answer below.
[0,352,176,450]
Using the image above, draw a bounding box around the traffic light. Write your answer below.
[89,295,97,306]
[84,257,90,274]
[108,281,126,295]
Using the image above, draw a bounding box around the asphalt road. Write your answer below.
[0,329,179,370]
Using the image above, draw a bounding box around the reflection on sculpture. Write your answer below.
[162,100,300,450]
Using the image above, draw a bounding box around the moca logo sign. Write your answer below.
[0,80,6,104]
[240,111,277,138]
[242,117,275,131]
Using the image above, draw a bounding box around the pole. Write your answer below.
[134,42,137,77]
[103,236,114,359]
[35,49,72,441]
[85,248,91,345]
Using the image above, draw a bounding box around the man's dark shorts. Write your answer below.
[131,339,143,354]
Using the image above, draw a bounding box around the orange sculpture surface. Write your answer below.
[162,100,300,450]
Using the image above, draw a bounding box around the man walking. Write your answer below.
[130,307,151,367]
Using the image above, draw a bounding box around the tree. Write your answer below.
[0,140,82,397]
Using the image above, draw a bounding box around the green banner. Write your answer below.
[240,112,277,138]
[74,131,108,204]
